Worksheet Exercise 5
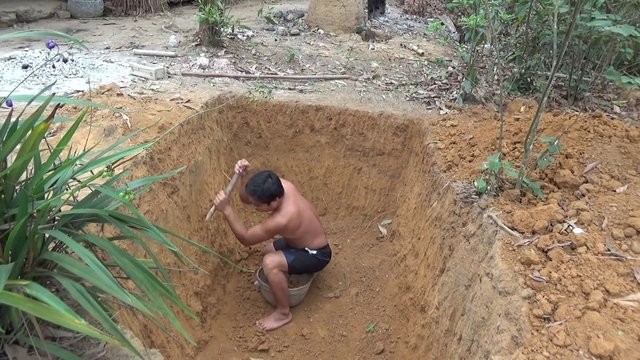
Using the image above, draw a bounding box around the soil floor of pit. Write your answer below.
[2,1,640,360]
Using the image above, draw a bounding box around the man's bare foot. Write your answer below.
[256,310,292,331]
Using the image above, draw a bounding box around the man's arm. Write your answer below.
[221,206,283,247]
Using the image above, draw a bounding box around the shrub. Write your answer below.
[0,30,211,358]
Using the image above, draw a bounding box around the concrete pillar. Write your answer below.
[307,0,365,34]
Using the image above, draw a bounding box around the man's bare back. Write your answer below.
[266,179,328,250]
[213,159,332,331]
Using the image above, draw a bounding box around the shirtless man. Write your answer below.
[212,159,332,331]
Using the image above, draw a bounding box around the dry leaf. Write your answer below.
[612,292,640,307]
[377,223,388,237]
[601,216,608,230]
[634,268,640,284]
[380,219,392,226]
[582,161,600,174]
[616,184,629,193]
[530,270,547,283]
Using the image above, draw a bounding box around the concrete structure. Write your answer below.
[307,0,386,34]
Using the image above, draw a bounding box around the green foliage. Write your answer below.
[425,20,446,34]
[196,0,237,46]
[448,0,640,98]
[474,152,545,198]
[0,30,215,357]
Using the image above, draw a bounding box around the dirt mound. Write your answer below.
[113,96,525,359]
[429,100,640,359]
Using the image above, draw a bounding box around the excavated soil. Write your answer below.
[54,83,640,360]
[100,95,526,359]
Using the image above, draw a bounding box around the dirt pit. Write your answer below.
[117,96,526,359]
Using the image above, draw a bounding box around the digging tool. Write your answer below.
[206,172,240,220]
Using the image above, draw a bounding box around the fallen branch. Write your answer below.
[516,235,540,246]
[181,71,356,81]
[486,212,522,239]
[133,49,178,57]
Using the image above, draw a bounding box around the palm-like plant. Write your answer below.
[0,30,211,358]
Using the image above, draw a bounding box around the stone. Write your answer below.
[589,337,616,358]
[611,228,625,240]
[55,10,71,19]
[624,227,637,237]
[0,11,17,28]
[373,342,385,355]
[629,210,640,218]
[15,8,54,23]
[276,26,288,36]
[289,28,301,36]
[519,252,542,266]
[554,169,583,188]
[626,217,640,231]
[257,342,270,352]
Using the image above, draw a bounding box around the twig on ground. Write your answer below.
[486,211,522,239]
[544,319,567,328]
[605,238,640,260]
[544,241,573,252]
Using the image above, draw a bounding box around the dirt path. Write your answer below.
[2,1,640,360]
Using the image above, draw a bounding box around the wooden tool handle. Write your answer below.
[206,173,241,220]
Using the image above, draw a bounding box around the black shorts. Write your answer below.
[273,237,332,275]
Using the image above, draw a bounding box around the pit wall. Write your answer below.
[121,97,526,359]
[392,135,528,358]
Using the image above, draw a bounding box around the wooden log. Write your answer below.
[180,71,356,81]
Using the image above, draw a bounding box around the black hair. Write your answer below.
[245,170,284,204]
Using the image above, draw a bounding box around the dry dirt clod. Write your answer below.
[623,227,637,238]
[626,217,640,232]
[554,169,583,188]
[630,240,640,254]
[588,336,616,358]
[519,252,541,266]
[373,342,385,355]
[611,228,626,240]
[549,327,571,347]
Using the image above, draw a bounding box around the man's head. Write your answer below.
[244,170,284,211]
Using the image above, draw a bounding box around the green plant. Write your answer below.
[196,0,237,46]
[248,84,274,100]
[426,20,446,33]
[0,30,215,358]
[286,49,298,63]
[474,153,543,198]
